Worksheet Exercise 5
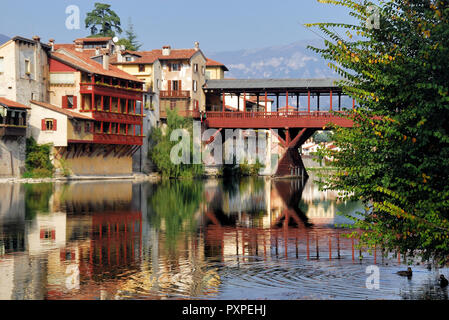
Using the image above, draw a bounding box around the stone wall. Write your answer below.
[0,136,26,177]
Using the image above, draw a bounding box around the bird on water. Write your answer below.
[397,267,413,278]
[440,275,448,288]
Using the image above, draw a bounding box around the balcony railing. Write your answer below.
[0,125,27,137]
[90,110,143,125]
[93,133,143,146]
[159,109,201,119]
[160,90,190,98]
[80,83,143,100]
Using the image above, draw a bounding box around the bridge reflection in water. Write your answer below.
[0,178,447,300]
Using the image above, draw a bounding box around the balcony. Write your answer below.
[159,109,201,119]
[91,110,143,125]
[80,83,143,100]
[160,90,190,99]
[0,125,27,137]
[93,133,143,146]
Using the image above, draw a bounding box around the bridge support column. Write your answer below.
[274,128,316,178]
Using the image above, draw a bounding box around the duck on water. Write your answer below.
[397,267,413,278]
[440,275,448,288]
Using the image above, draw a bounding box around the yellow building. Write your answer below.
[205,58,229,80]
[113,43,227,119]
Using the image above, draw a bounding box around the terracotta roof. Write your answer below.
[30,101,93,120]
[206,58,229,71]
[0,97,30,109]
[111,48,202,64]
[51,48,143,83]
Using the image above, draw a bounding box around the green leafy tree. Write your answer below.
[85,3,122,38]
[150,109,204,178]
[24,137,54,178]
[306,0,449,263]
[117,18,141,51]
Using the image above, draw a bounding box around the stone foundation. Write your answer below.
[0,137,26,178]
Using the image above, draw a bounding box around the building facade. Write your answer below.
[26,37,145,176]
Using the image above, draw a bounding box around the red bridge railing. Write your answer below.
[204,111,353,128]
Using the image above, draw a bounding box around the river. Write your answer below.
[0,174,447,300]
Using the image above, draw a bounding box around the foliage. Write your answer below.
[58,158,71,177]
[148,180,203,249]
[117,18,141,51]
[307,0,449,263]
[24,137,53,178]
[238,159,265,176]
[85,3,122,38]
[24,183,53,220]
[149,109,204,178]
[313,130,334,143]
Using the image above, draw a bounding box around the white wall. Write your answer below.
[29,103,68,147]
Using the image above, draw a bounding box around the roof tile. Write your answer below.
[30,100,93,120]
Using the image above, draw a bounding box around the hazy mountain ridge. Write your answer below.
[0,34,10,45]
[207,40,336,79]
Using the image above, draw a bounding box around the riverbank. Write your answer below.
[0,172,162,184]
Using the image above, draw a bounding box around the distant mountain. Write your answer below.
[0,34,10,45]
[207,39,336,79]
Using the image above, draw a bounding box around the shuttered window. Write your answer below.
[62,95,77,109]
[42,119,57,131]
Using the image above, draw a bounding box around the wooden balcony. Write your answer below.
[160,90,190,99]
[80,83,143,100]
[0,125,27,137]
[159,109,201,119]
[93,133,143,146]
[90,110,143,125]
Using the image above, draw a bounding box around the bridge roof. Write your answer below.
[204,78,344,94]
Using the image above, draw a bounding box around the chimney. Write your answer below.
[194,41,200,51]
[75,39,83,52]
[32,35,41,43]
[102,49,110,70]
[162,45,171,56]
[48,39,55,52]
[95,46,100,56]
[117,49,123,63]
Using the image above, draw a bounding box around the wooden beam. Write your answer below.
[288,128,307,149]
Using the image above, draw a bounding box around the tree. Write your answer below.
[149,109,204,178]
[306,0,449,264]
[85,3,122,38]
[117,18,141,51]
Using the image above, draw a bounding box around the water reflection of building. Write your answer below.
[0,177,366,300]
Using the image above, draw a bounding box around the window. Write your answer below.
[173,81,179,91]
[202,66,206,75]
[206,71,212,80]
[42,119,57,131]
[171,63,180,71]
[170,100,177,110]
[126,56,132,62]
[67,96,74,109]
[139,64,145,72]
[85,122,93,133]
[194,64,198,73]
[0,57,4,74]
[63,95,77,109]
[25,59,31,75]
[193,80,198,92]
[74,121,82,134]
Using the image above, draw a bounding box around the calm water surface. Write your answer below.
[0,174,447,300]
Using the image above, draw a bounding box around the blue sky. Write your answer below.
[0,0,355,53]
